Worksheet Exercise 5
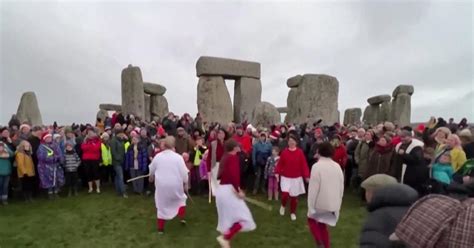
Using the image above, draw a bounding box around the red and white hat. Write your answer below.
[41,132,52,141]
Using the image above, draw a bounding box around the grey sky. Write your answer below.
[1,0,473,125]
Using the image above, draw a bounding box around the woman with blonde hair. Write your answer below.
[432,127,451,155]
[16,140,36,202]
[444,134,467,172]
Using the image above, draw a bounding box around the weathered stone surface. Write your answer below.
[96,109,109,122]
[284,88,299,123]
[121,65,145,119]
[391,93,411,127]
[197,76,233,124]
[99,104,122,112]
[379,101,391,122]
[286,75,302,88]
[252,102,280,127]
[285,74,339,125]
[144,94,151,122]
[367,94,391,105]
[277,107,288,113]
[233,77,262,123]
[150,95,169,119]
[16,92,43,126]
[363,105,380,126]
[143,82,166,96]
[343,108,362,125]
[392,85,414,97]
[196,56,261,79]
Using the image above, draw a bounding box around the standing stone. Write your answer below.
[286,74,339,125]
[16,92,43,126]
[121,65,145,119]
[284,88,299,123]
[392,85,414,97]
[150,95,169,120]
[99,104,122,112]
[96,109,109,122]
[343,108,362,125]
[379,101,391,122]
[234,77,262,123]
[363,105,380,126]
[391,93,411,127]
[197,76,233,124]
[144,94,151,122]
[286,75,302,88]
[251,102,280,127]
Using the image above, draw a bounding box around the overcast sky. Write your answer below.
[1,0,473,125]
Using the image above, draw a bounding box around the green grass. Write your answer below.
[0,188,366,248]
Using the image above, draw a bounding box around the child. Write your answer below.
[0,141,14,205]
[190,136,207,194]
[215,139,256,248]
[431,152,454,185]
[64,141,81,196]
[182,152,193,192]
[15,140,36,202]
[264,146,280,201]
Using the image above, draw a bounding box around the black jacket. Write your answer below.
[360,184,419,248]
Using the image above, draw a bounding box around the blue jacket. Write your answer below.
[124,144,149,173]
[0,145,14,176]
[432,163,454,185]
[252,141,272,168]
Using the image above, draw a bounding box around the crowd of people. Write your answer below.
[1,112,473,247]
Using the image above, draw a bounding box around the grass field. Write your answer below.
[0,187,366,248]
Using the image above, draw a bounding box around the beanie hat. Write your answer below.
[19,124,31,131]
[458,129,472,138]
[41,132,52,141]
[101,132,110,140]
[361,174,398,190]
[65,140,75,147]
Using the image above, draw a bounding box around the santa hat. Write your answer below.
[41,132,52,141]
[416,124,426,133]
[19,124,31,131]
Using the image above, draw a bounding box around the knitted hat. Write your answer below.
[41,132,52,141]
[361,174,398,191]
[19,124,31,131]
[459,129,472,138]
[65,140,75,147]
[101,132,110,140]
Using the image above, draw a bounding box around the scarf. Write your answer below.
[375,143,393,154]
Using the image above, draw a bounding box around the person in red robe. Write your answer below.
[207,128,228,195]
[275,134,310,221]
[215,139,256,248]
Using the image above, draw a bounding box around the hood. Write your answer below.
[367,184,419,212]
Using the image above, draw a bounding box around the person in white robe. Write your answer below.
[149,136,189,234]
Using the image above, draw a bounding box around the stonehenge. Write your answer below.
[251,102,280,127]
[121,65,146,119]
[95,64,169,123]
[16,92,43,126]
[284,74,339,125]
[357,84,414,126]
[99,104,122,112]
[196,56,262,124]
[343,108,362,125]
[197,76,234,124]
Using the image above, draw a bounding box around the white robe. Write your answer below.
[149,150,189,220]
[215,184,256,233]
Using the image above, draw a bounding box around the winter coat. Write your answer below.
[0,145,14,176]
[359,184,418,248]
[15,151,35,177]
[432,163,454,185]
[110,136,126,167]
[252,141,272,168]
[449,147,467,172]
[37,142,65,189]
[355,141,373,179]
[332,144,348,169]
[365,144,395,179]
[100,143,112,166]
[393,139,428,192]
[463,142,474,160]
[64,150,81,173]
[124,144,148,173]
[175,136,192,155]
[81,137,101,161]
